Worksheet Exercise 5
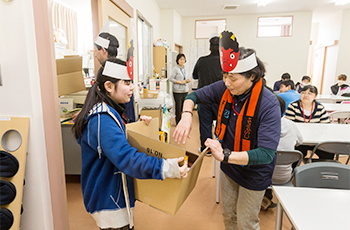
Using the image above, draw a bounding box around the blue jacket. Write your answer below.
[78,102,165,228]
[278,90,300,116]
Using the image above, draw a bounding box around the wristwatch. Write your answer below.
[222,148,231,164]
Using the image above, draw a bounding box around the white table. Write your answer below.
[294,123,350,145]
[317,94,350,103]
[322,103,350,112]
[273,186,350,230]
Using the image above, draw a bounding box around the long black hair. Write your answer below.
[72,58,126,139]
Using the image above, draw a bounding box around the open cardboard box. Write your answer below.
[126,119,206,215]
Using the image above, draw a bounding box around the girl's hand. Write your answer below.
[177,157,188,179]
[140,115,152,126]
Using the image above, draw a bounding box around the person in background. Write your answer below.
[72,58,188,230]
[192,33,222,155]
[330,74,350,96]
[273,72,291,91]
[295,75,311,93]
[285,85,332,163]
[94,32,135,122]
[261,96,303,210]
[278,79,300,116]
[173,31,281,230]
[170,53,191,125]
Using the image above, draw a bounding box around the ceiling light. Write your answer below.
[335,0,350,5]
[257,0,271,7]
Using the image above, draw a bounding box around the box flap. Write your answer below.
[128,130,185,159]
[126,118,159,140]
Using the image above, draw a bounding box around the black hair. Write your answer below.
[302,76,310,82]
[281,80,295,90]
[281,73,291,80]
[94,32,120,58]
[72,58,126,139]
[209,36,219,55]
[238,47,266,83]
[276,95,286,117]
[301,84,318,95]
[176,53,186,64]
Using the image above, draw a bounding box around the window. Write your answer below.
[195,19,226,39]
[137,13,152,83]
[257,16,293,37]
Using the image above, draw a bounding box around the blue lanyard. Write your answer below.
[179,67,186,80]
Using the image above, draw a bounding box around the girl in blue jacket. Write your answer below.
[72,58,188,230]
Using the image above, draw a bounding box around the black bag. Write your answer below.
[0,150,19,177]
[0,180,16,205]
[0,208,14,230]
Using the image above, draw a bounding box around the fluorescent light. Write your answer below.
[335,0,350,5]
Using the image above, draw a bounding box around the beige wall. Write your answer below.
[0,0,68,229]
[182,12,313,88]
[337,9,350,86]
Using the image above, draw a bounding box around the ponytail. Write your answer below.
[72,83,105,139]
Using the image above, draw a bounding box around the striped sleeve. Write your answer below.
[317,104,330,123]
[285,102,302,122]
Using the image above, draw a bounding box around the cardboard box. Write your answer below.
[126,119,206,215]
[140,108,162,129]
[56,56,85,96]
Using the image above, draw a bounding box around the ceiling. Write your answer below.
[154,0,350,21]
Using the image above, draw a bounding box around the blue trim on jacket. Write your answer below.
[78,103,165,215]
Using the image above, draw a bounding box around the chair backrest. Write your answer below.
[341,100,350,104]
[276,150,303,166]
[328,111,350,123]
[312,141,350,156]
[294,162,350,189]
[316,98,336,104]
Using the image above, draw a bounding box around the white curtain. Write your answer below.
[52,1,78,53]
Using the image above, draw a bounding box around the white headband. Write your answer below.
[230,53,258,73]
[102,61,131,80]
[95,36,110,49]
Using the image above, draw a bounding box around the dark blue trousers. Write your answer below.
[197,103,219,151]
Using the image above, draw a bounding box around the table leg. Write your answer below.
[275,201,283,230]
[216,160,220,204]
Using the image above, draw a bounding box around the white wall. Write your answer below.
[0,0,54,229]
[182,12,312,88]
[126,0,161,40]
[313,11,343,94]
[336,9,350,86]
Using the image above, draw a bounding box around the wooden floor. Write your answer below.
[66,111,294,230]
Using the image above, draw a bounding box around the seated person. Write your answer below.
[262,96,303,210]
[285,85,333,163]
[331,74,350,96]
[273,72,291,91]
[278,79,300,116]
[295,75,311,93]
